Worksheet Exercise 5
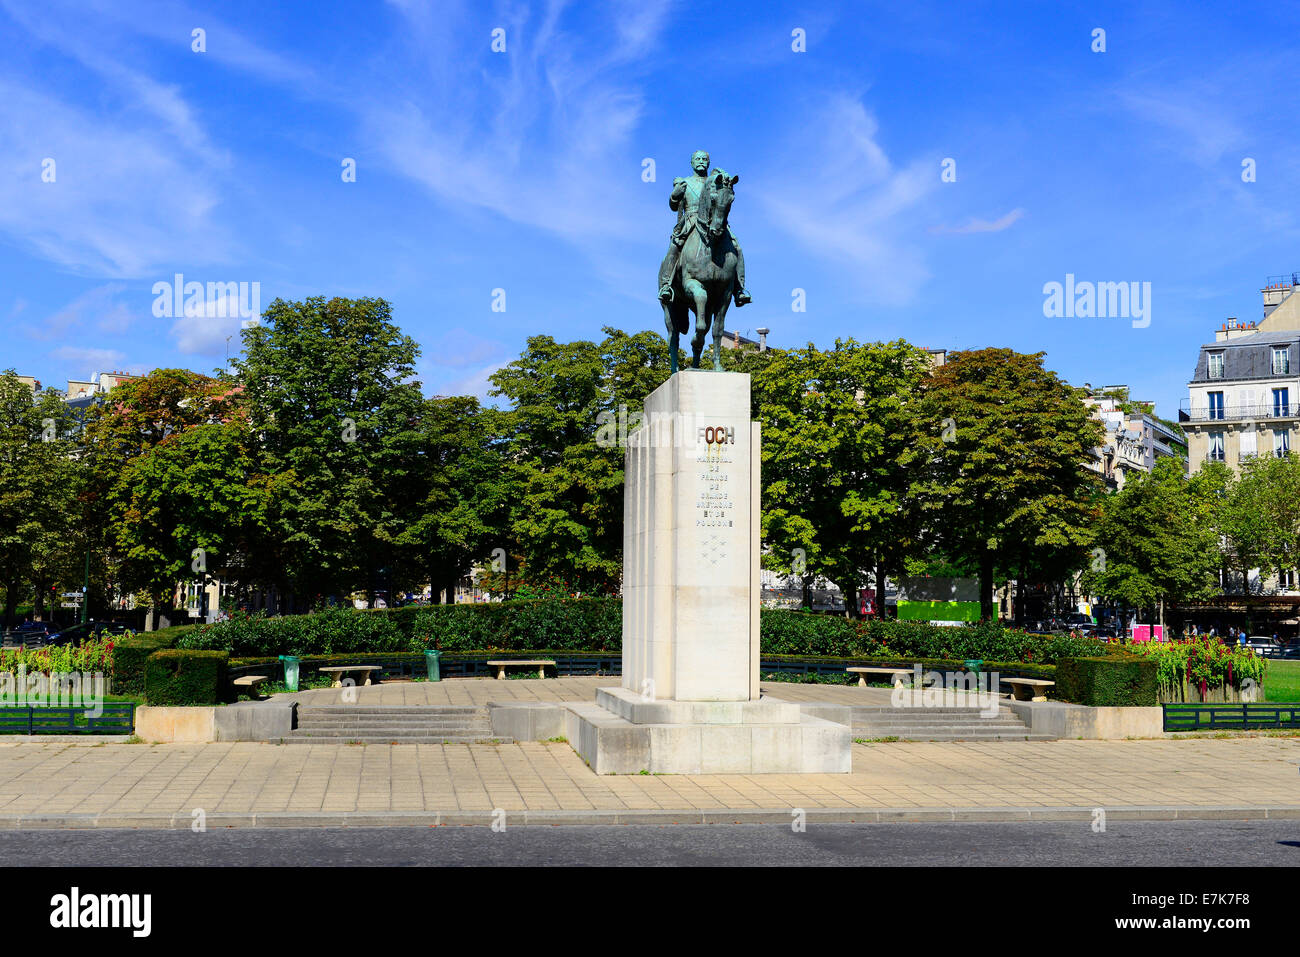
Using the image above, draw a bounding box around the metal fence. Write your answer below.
[0,704,135,735]
[1162,703,1300,732]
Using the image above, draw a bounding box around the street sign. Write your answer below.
[59,602,80,609]
[61,592,82,599]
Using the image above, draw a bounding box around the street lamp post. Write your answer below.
[80,550,89,625]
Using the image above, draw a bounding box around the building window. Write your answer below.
[1208,391,1224,420]
[1208,431,1225,461]
[1274,388,1291,417]
[1273,347,1291,375]
[1275,430,1291,458]
[1240,429,1258,458]
[1208,353,1225,378]
[1280,569,1296,590]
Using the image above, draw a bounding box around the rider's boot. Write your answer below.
[659,284,674,303]
[734,287,752,307]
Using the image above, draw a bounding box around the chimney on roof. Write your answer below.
[756,327,769,352]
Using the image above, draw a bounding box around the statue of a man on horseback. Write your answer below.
[657,150,751,373]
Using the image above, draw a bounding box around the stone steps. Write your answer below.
[850,707,1054,741]
[297,715,495,726]
[287,705,507,744]
[297,706,486,715]
[854,731,1057,742]
[277,734,514,744]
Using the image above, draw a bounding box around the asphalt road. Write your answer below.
[1,820,1298,866]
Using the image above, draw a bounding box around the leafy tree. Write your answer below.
[80,368,239,622]
[1204,454,1300,592]
[110,422,273,613]
[750,339,931,614]
[234,297,425,606]
[1081,457,1222,614]
[391,395,513,602]
[489,327,673,592]
[0,373,84,627]
[904,348,1106,620]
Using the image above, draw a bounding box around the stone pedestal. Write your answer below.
[623,370,759,702]
[567,370,851,774]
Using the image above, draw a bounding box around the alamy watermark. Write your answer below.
[596,405,737,450]
[890,665,1001,717]
[0,668,105,718]
[152,274,260,320]
[1042,274,1151,328]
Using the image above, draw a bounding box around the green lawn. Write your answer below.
[1264,660,1300,702]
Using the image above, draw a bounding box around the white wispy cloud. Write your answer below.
[169,292,261,356]
[931,208,1025,235]
[362,0,670,242]
[23,283,132,341]
[50,345,126,370]
[0,2,239,276]
[759,95,937,304]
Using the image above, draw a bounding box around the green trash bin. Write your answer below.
[424,649,442,682]
[279,655,300,692]
[963,658,983,675]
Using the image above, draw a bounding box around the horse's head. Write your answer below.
[703,169,738,244]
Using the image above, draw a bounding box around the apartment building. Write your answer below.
[1182,274,1300,472]
[1082,385,1187,489]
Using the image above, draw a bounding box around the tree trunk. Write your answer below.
[1015,573,1026,626]
[444,576,457,605]
[875,559,888,619]
[979,549,995,622]
[2,583,17,630]
[801,575,814,610]
[841,584,858,619]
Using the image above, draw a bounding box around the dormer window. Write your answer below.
[1207,352,1224,378]
[1274,347,1291,375]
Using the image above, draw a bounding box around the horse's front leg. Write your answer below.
[684,280,709,368]
[711,297,732,371]
[662,301,679,374]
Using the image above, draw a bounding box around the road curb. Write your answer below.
[0,805,1296,829]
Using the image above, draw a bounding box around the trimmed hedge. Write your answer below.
[761,614,1102,663]
[1055,655,1158,707]
[144,649,229,705]
[176,600,1099,666]
[114,624,197,696]
[179,608,410,657]
[411,599,621,652]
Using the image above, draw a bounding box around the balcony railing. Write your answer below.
[1180,402,1300,423]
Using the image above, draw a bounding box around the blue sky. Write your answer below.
[3,0,1299,421]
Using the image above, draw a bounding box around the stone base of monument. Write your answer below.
[575,368,853,775]
[564,688,851,775]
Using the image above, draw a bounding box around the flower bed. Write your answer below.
[1122,636,1267,703]
[0,637,116,679]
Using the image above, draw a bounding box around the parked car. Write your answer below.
[7,621,56,644]
[44,620,132,647]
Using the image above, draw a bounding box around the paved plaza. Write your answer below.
[0,678,1295,826]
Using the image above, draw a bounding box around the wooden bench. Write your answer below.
[317,665,382,688]
[1001,677,1055,702]
[846,666,914,688]
[233,675,269,699]
[487,659,556,680]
